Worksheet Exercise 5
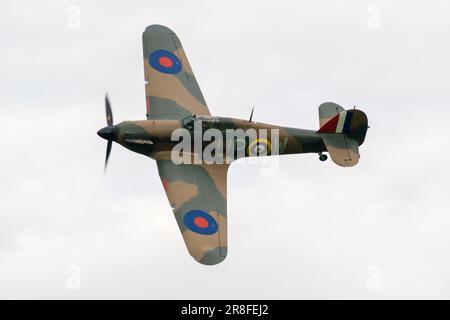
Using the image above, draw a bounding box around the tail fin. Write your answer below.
[317,102,368,167]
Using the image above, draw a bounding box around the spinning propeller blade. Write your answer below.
[105,95,113,126]
[97,94,117,171]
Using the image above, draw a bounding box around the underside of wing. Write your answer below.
[156,153,228,265]
[142,25,210,120]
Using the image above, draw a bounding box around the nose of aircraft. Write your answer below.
[97,126,117,141]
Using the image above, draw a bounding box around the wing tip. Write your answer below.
[193,247,228,266]
[143,24,175,35]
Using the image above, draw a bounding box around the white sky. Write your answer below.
[1,0,450,299]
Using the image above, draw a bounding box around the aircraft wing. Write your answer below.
[142,25,210,120]
[156,155,228,265]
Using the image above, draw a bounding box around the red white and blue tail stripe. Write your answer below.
[317,110,354,134]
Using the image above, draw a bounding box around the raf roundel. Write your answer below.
[183,210,218,235]
[247,138,271,157]
[149,49,182,74]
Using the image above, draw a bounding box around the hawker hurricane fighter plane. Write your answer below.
[97,25,369,265]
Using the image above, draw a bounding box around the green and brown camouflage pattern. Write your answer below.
[142,25,210,120]
[100,25,369,265]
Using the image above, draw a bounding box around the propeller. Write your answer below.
[104,140,112,171]
[105,94,113,126]
[97,94,117,171]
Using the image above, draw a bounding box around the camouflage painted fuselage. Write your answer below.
[114,117,326,159]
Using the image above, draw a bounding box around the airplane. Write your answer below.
[97,25,369,265]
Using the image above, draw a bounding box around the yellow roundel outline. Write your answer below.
[247,138,271,156]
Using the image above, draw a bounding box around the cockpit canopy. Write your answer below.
[182,114,220,130]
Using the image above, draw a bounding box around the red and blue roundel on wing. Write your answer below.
[183,210,218,235]
[149,49,182,74]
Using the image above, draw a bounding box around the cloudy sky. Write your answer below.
[1,0,450,299]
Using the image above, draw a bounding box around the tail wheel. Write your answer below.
[319,153,328,162]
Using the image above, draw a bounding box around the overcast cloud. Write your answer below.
[1,0,450,299]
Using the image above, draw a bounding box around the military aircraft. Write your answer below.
[97,25,369,265]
